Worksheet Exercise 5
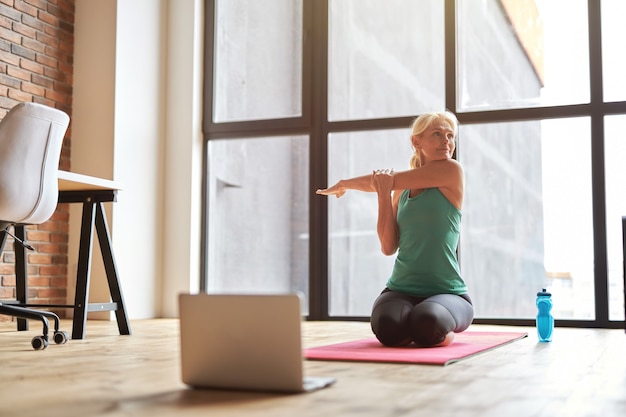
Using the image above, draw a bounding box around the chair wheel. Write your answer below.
[31,336,49,350]
[53,330,69,344]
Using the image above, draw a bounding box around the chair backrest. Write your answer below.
[0,102,70,225]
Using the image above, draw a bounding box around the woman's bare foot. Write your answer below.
[433,332,455,347]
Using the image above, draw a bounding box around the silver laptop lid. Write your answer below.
[179,293,305,392]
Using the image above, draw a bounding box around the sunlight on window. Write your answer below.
[602,0,626,102]
[457,0,589,110]
[535,0,589,105]
[206,137,310,310]
[328,0,444,121]
[213,0,303,122]
[540,118,594,319]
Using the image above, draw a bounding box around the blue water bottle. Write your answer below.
[536,288,553,342]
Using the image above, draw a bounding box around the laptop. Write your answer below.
[178,293,336,393]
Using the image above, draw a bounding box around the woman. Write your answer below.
[316,111,473,347]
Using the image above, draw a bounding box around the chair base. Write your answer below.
[0,303,69,350]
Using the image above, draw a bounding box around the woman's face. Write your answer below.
[413,121,456,163]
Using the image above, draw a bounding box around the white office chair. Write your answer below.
[0,102,70,349]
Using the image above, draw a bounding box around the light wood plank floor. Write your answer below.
[0,319,625,417]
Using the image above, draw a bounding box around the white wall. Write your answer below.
[161,0,204,316]
[71,0,203,319]
[70,0,117,320]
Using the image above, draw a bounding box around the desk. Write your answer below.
[14,171,131,339]
[58,170,120,192]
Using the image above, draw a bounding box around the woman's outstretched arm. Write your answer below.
[317,159,463,208]
[315,172,378,198]
[317,159,462,197]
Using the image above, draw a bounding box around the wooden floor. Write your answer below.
[0,319,625,417]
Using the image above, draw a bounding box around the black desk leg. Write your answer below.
[14,225,28,331]
[71,200,96,340]
[95,202,131,335]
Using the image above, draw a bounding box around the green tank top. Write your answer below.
[386,188,467,297]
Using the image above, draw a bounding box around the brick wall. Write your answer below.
[0,0,74,321]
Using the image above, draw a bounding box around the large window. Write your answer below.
[203,0,626,327]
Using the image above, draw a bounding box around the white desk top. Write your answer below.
[58,170,121,192]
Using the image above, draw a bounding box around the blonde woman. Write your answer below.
[317,111,473,347]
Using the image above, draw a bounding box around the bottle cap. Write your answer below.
[537,288,551,297]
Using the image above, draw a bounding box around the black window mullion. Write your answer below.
[588,0,609,325]
[308,0,329,320]
[200,0,217,291]
[591,115,609,325]
[444,0,457,113]
[206,118,310,140]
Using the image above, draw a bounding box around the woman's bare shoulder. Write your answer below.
[433,158,463,170]
[426,159,464,179]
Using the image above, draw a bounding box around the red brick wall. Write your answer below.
[0,0,74,321]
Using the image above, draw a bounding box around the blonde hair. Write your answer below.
[409,111,459,169]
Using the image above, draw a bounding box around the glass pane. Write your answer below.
[459,118,594,320]
[602,0,626,102]
[206,136,310,310]
[328,0,444,121]
[328,129,412,316]
[457,0,589,111]
[604,115,626,321]
[213,0,302,122]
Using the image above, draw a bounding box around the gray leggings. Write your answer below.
[370,288,474,347]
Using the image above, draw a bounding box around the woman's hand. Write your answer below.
[371,169,394,195]
[316,181,347,198]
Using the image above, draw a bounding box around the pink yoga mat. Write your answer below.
[304,331,528,366]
